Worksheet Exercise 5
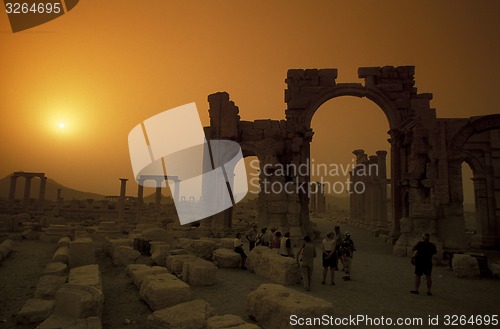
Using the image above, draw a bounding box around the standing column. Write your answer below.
[38,176,47,212]
[136,181,144,219]
[23,176,33,209]
[173,180,180,204]
[377,151,388,230]
[118,178,128,220]
[8,174,17,210]
[155,179,162,213]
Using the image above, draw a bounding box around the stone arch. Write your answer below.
[302,84,400,131]
[448,114,500,156]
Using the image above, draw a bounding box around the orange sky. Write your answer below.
[0,0,498,198]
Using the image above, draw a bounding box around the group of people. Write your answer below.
[236,223,438,295]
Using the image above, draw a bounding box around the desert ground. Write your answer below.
[1,214,499,329]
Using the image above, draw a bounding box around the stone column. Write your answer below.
[23,176,33,209]
[38,176,47,211]
[389,132,402,239]
[136,181,144,219]
[317,183,326,213]
[376,151,388,230]
[310,184,317,212]
[155,183,162,213]
[8,174,17,209]
[118,178,128,220]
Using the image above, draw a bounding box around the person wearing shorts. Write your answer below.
[234,233,247,270]
[321,231,336,285]
[411,233,437,295]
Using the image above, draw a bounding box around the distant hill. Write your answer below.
[0,174,104,201]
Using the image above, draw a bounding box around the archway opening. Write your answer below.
[309,96,392,232]
[231,155,260,230]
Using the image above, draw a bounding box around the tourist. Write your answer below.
[411,233,437,296]
[296,235,316,291]
[234,233,247,270]
[339,232,356,280]
[256,227,270,247]
[321,231,336,285]
[245,224,258,251]
[279,232,294,257]
[333,225,344,270]
[271,231,281,249]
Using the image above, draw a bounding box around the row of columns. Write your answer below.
[8,172,47,211]
[310,182,326,213]
[349,150,389,231]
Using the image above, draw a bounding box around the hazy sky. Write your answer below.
[0,0,498,198]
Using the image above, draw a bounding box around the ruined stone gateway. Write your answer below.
[202,66,500,253]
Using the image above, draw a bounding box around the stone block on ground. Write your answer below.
[57,237,71,249]
[0,239,13,261]
[181,258,217,286]
[128,265,170,288]
[34,275,68,299]
[247,247,301,285]
[147,299,215,329]
[52,283,104,319]
[112,246,140,266]
[165,254,199,275]
[44,262,68,276]
[69,264,102,290]
[452,254,480,278]
[247,284,334,329]
[150,242,170,266]
[52,245,70,265]
[212,248,241,268]
[38,315,103,329]
[139,273,192,311]
[69,238,96,268]
[190,240,217,260]
[16,299,55,324]
[207,314,261,329]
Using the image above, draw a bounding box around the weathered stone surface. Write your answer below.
[181,258,217,286]
[147,299,215,329]
[212,248,241,268]
[34,275,68,299]
[139,273,192,311]
[207,314,261,329]
[52,245,70,265]
[165,254,199,274]
[70,238,96,268]
[38,316,103,329]
[452,254,480,278]
[218,238,235,250]
[0,239,13,261]
[150,242,170,266]
[57,237,71,249]
[44,262,68,276]
[53,283,104,319]
[246,284,334,329]
[247,247,301,285]
[16,298,55,324]
[191,240,217,260]
[69,265,102,290]
[112,246,140,266]
[128,265,169,288]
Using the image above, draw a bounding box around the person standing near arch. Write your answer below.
[411,233,437,296]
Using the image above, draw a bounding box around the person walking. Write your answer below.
[339,232,355,281]
[296,235,316,291]
[321,231,336,285]
[411,233,437,295]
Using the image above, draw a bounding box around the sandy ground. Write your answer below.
[1,217,499,329]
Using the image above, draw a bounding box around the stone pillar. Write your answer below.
[173,180,180,203]
[310,185,317,212]
[317,183,326,213]
[8,174,17,210]
[118,178,128,220]
[155,184,162,213]
[389,132,402,239]
[136,182,144,219]
[23,176,33,209]
[376,151,388,230]
[38,176,47,211]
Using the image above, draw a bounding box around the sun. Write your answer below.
[58,122,65,129]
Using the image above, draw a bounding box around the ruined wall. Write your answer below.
[203,68,500,251]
